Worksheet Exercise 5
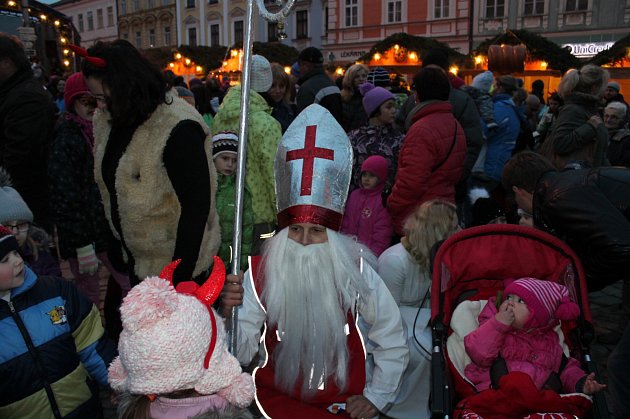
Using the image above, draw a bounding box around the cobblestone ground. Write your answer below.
[60,262,627,419]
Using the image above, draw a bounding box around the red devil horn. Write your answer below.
[159,259,181,285]
[68,44,88,56]
[194,256,226,306]
[68,44,107,68]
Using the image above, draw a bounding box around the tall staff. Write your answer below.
[228,0,297,355]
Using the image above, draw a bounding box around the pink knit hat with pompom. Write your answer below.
[108,276,255,407]
[504,277,580,329]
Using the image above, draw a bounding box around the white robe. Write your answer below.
[378,243,433,419]
[234,260,409,415]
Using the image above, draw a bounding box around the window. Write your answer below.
[163,0,169,5]
[209,0,218,4]
[87,11,94,30]
[188,27,197,46]
[120,0,126,15]
[566,0,587,11]
[122,32,129,39]
[97,9,104,28]
[344,0,358,26]
[524,0,543,14]
[149,28,156,46]
[133,0,139,11]
[148,0,154,8]
[135,31,142,48]
[210,23,220,45]
[434,0,450,18]
[387,1,402,23]
[234,20,243,45]
[164,26,171,44]
[77,13,84,31]
[186,0,195,8]
[107,6,114,26]
[296,10,308,39]
[267,22,277,42]
[485,0,505,18]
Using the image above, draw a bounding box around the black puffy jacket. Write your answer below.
[533,167,630,291]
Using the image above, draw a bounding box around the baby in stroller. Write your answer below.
[462,277,605,415]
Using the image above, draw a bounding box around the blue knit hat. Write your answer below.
[472,71,494,93]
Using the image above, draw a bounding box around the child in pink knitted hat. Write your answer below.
[340,155,393,256]
[108,266,255,418]
[464,277,606,396]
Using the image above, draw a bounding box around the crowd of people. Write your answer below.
[1,31,630,419]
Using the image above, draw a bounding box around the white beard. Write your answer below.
[260,228,373,399]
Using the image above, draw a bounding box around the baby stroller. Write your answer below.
[429,224,609,418]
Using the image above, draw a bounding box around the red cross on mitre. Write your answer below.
[285,125,335,196]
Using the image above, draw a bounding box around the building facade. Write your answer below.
[116,0,177,49]
[174,0,320,51]
[472,0,630,48]
[324,0,471,65]
[176,0,247,48]
[51,0,118,47]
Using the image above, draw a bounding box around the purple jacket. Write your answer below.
[464,297,585,393]
[341,183,393,256]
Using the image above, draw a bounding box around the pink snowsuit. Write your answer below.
[341,183,393,256]
[464,297,586,393]
[341,155,393,255]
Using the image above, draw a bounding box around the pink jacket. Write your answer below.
[387,102,466,236]
[341,183,393,256]
[463,297,586,393]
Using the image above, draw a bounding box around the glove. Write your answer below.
[76,244,99,275]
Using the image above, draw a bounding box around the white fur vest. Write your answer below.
[93,93,220,279]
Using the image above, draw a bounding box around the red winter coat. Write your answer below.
[387,101,466,235]
[341,183,393,256]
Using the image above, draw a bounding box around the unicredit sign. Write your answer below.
[562,42,614,58]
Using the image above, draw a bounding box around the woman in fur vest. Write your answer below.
[78,40,220,286]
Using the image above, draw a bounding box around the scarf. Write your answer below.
[64,112,95,154]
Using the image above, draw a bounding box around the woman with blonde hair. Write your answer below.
[341,63,369,131]
[543,64,610,169]
[376,199,459,418]
[378,199,459,305]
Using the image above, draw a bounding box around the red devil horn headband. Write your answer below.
[159,256,226,369]
[159,256,226,306]
[68,44,107,68]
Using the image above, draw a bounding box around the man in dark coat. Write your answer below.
[503,150,630,419]
[502,151,630,292]
[0,33,55,228]
[295,46,343,125]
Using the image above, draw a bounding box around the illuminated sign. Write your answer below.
[562,42,614,58]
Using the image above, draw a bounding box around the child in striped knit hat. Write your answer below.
[464,277,606,396]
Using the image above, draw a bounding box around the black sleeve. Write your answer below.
[163,121,211,285]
